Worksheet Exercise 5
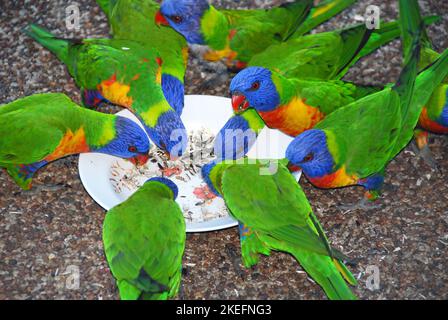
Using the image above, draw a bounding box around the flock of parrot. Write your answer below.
[1,0,447,300]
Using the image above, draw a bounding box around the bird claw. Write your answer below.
[338,198,382,212]
[23,183,66,194]
[411,141,441,173]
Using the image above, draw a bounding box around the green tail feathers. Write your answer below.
[23,24,70,64]
[4,164,33,190]
[281,0,314,42]
[294,0,357,37]
[293,251,357,300]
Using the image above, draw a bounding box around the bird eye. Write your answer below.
[128,146,137,153]
[250,81,260,91]
[303,153,314,162]
[171,15,183,24]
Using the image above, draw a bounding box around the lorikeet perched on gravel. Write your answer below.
[0,93,150,190]
[229,17,439,139]
[286,7,448,206]
[397,0,448,168]
[202,159,357,300]
[157,0,357,70]
[96,0,189,115]
[103,177,185,300]
[24,26,187,158]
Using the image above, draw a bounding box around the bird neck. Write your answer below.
[81,110,117,150]
[271,72,298,105]
[201,5,230,50]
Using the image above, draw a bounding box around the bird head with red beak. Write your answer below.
[230,66,281,115]
[129,153,150,166]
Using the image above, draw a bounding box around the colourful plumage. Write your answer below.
[0,93,150,190]
[286,7,448,199]
[397,0,448,157]
[96,0,189,115]
[214,5,420,162]
[23,26,187,157]
[159,0,358,70]
[229,18,438,138]
[103,177,185,300]
[202,159,357,300]
[159,0,316,69]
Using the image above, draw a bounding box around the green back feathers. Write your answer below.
[0,93,117,164]
[103,180,186,300]
[201,5,230,50]
[103,0,188,81]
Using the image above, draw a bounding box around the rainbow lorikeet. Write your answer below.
[157,0,357,70]
[285,7,448,204]
[24,25,187,158]
[103,177,185,300]
[397,0,448,168]
[213,18,417,161]
[0,93,150,190]
[202,159,357,300]
[229,17,439,139]
[96,0,189,115]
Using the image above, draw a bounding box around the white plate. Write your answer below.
[79,95,300,233]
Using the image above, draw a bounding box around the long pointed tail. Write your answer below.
[335,15,438,79]
[293,250,357,300]
[281,0,314,42]
[23,24,71,65]
[294,0,357,37]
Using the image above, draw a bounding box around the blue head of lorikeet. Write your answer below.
[95,116,151,165]
[146,177,179,200]
[285,129,335,179]
[143,110,188,159]
[157,0,210,44]
[230,67,280,114]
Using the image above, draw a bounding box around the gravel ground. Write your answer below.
[0,0,447,300]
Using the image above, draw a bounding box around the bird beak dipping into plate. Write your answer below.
[231,92,250,114]
[155,10,170,26]
[129,153,150,166]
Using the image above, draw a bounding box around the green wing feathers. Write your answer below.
[220,162,356,300]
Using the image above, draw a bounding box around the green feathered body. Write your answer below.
[98,0,188,84]
[0,93,119,189]
[239,16,439,138]
[398,0,448,135]
[311,17,448,187]
[23,25,175,133]
[206,159,357,300]
[103,180,186,300]
[200,0,358,67]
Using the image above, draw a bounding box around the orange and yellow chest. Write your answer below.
[418,107,448,134]
[258,97,325,137]
[97,73,134,109]
[307,166,358,189]
[45,128,90,162]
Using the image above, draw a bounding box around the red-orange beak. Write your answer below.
[287,161,301,173]
[155,10,170,26]
[130,153,150,166]
[231,94,250,114]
